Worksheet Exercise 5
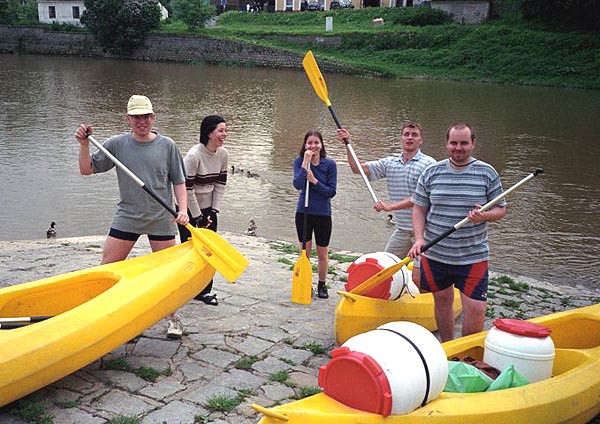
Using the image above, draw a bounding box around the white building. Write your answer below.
[38,0,85,26]
[37,0,169,26]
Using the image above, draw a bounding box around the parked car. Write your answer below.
[330,0,354,9]
[306,1,324,11]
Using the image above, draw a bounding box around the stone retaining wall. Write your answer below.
[0,25,352,73]
[431,0,490,24]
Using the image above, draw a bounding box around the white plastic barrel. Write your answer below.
[318,321,448,416]
[344,252,418,300]
[483,318,555,383]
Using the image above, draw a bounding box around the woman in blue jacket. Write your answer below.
[293,130,337,299]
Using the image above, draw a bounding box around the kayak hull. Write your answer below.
[257,303,600,424]
[0,240,217,407]
[334,289,463,345]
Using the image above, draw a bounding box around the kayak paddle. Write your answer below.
[86,134,248,282]
[350,168,544,295]
[302,50,378,204]
[291,175,312,304]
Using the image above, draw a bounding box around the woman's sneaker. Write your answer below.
[317,282,329,299]
[167,319,183,339]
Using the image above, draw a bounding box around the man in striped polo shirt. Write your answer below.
[410,123,506,342]
[337,123,436,283]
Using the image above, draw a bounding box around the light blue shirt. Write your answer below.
[366,150,436,231]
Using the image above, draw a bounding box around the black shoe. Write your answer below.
[317,284,329,299]
[195,293,218,305]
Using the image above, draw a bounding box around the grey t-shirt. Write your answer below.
[92,132,185,236]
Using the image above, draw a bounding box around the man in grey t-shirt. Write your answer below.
[75,95,189,339]
[409,123,506,342]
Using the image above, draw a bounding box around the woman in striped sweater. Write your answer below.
[178,115,229,306]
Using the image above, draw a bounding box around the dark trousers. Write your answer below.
[177,207,218,296]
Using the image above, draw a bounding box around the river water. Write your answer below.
[1,54,599,289]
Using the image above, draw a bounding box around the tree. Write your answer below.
[81,0,161,54]
[523,0,600,32]
[173,0,215,30]
[0,0,38,24]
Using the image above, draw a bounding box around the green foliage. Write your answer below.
[205,395,242,412]
[329,252,359,263]
[10,394,54,424]
[218,7,450,29]
[134,366,162,382]
[295,386,322,399]
[523,0,599,32]
[173,0,215,30]
[210,9,600,88]
[278,257,294,266]
[269,371,290,382]
[301,342,326,354]
[81,0,161,54]
[235,355,260,369]
[0,0,37,24]
[104,358,131,371]
[107,416,142,424]
[270,242,299,255]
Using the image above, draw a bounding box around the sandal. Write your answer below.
[197,293,218,306]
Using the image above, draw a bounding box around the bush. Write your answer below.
[0,0,37,24]
[523,0,600,32]
[81,0,161,54]
[173,0,216,29]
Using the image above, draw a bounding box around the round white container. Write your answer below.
[319,321,447,416]
[344,252,418,300]
[483,319,555,383]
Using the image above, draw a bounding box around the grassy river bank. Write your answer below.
[165,7,600,89]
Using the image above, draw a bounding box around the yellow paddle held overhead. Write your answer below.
[303,50,379,203]
[302,51,332,107]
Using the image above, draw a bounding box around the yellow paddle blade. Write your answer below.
[350,255,412,295]
[302,50,332,107]
[291,250,312,305]
[188,225,249,283]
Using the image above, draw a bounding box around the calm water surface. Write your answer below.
[1,54,599,290]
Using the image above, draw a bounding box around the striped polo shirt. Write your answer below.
[412,159,506,265]
[366,150,436,231]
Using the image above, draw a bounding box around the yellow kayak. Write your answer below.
[0,233,247,407]
[254,303,600,424]
[334,289,463,345]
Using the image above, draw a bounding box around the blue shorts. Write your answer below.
[109,228,174,242]
[420,256,489,301]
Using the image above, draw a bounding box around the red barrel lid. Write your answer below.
[318,347,393,416]
[493,318,552,338]
[344,258,392,299]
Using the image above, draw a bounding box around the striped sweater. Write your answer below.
[183,143,228,218]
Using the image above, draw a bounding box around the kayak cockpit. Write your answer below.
[0,271,121,319]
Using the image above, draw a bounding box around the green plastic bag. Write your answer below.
[486,365,529,391]
[444,361,493,393]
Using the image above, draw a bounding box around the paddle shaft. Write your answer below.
[327,106,378,203]
[350,168,543,295]
[422,167,544,252]
[0,316,52,324]
[0,316,52,330]
[302,175,310,252]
